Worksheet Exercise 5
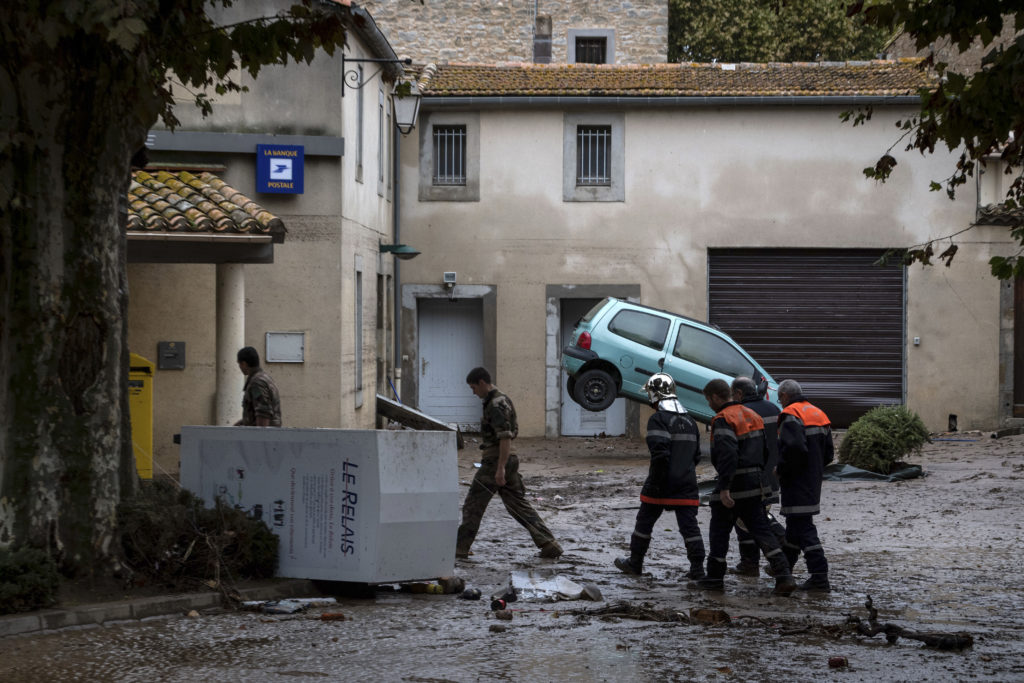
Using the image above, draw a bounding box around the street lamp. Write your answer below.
[379,241,420,260]
[341,54,422,134]
[392,80,422,135]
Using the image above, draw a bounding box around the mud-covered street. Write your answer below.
[1,432,1022,682]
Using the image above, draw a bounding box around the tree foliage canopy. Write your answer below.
[847,2,1024,278]
[668,0,891,63]
[0,0,355,577]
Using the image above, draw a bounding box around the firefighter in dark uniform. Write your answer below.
[776,378,834,591]
[695,379,796,594]
[729,376,786,576]
[614,373,705,579]
[455,367,563,560]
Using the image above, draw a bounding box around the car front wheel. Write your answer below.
[573,368,617,412]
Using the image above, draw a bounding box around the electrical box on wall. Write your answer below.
[157,341,186,370]
[266,332,305,363]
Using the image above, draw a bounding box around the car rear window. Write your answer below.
[608,310,670,350]
[673,325,755,378]
[580,298,610,324]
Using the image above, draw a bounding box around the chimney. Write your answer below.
[534,15,552,64]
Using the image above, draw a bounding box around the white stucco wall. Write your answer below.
[398,103,1014,435]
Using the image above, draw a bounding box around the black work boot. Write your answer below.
[772,574,797,596]
[693,576,725,591]
[685,561,705,580]
[692,557,725,590]
[729,560,759,577]
[614,556,643,575]
[797,574,831,592]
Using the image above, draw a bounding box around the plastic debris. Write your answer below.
[241,597,338,614]
[461,588,482,600]
[501,570,604,602]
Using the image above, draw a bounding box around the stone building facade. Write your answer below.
[360,0,667,64]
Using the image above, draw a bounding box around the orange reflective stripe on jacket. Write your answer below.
[781,402,831,428]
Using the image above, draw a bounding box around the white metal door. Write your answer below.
[560,298,626,436]
[418,298,484,429]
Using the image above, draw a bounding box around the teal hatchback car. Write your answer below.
[561,298,779,423]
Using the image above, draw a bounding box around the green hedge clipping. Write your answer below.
[0,546,60,614]
[839,404,931,474]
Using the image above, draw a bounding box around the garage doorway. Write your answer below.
[560,298,626,436]
[708,248,905,427]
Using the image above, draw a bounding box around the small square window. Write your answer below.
[575,37,606,65]
[432,125,467,186]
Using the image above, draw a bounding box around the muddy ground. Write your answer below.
[1,431,1022,682]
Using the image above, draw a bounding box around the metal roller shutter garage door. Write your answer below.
[708,248,905,428]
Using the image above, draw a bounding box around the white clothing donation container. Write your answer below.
[180,427,459,583]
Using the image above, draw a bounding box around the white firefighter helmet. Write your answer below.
[643,373,677,403]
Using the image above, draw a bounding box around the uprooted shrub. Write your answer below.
[118,479,278,590]
[839,404,931,474]
[0,546,60,614]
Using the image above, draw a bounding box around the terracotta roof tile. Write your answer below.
[414,60,934,98]
[127,170,285,237]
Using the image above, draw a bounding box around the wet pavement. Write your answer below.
[0,432,1022,682]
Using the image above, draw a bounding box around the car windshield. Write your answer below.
[672,325,756,377]
[607,309,670,350]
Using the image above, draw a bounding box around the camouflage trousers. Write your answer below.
[455,449,556,553]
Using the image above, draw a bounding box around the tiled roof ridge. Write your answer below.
[127,170,285,236]
[433,58,926,70]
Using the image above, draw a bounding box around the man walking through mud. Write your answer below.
[777,378,834,592]
[614,373,705,580]
[696,379,796,595]
[729,376,786,577]
[455,367,563,560]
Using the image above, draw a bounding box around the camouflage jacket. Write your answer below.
[242,368,282,426]
[480,388,517,450]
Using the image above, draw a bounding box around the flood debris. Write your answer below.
[494,609,513,621]
[569,601,689,623]
[689,608,730,625]
[504,569,603,602]
[846,596,974,650]
[828,656,849,668]
[241,597,338,614]
[319,612,346,622]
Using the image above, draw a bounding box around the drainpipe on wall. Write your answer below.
[391,127,403,402]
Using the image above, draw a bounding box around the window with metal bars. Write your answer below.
[432,125,467,185]
[576,125,612,186]
[574,37,606,64]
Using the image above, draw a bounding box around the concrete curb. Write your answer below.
[0,579,321,639]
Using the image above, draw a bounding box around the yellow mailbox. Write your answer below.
[128,353,154,479]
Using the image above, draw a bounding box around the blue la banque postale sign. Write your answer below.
[256,144,304,194]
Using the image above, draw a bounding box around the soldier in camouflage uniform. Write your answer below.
[455,367,562,559]
[236,346,282,427]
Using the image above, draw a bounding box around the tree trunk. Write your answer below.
[0,30,150,576]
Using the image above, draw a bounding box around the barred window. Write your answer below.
[432,125,467,185]
[576,125,612,186]
[574,37,606,65]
